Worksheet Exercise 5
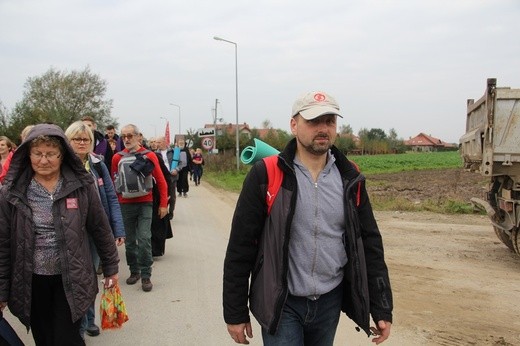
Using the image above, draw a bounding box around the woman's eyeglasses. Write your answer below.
[30,152,62,161]
[71,138,92,144]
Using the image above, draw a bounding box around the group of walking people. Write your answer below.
[0,118,192,345]
[147,137,205,196]
[0,90,394,346]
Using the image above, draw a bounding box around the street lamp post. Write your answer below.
[169,103,181,138]
[213,36,240,171]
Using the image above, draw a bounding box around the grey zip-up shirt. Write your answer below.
[287,152,348,298]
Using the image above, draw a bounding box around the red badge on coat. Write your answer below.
[66,198,78,209]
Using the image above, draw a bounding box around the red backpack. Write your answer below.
[262,155,284,215]
[262,155,361,215]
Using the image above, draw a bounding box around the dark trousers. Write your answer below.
[177,169,189,194]
[168,179,177,217]
[193,165,203,185]
[121,202,154,278]
[31,274,85,346]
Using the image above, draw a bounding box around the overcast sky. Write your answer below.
[1,0,519,143]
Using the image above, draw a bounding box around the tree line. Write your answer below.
[1,66,406,155]
[0,66,116,143]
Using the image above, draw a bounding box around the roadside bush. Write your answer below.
[204,151,240,172]
[203,151,248,192]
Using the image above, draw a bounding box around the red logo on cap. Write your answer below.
[314,93,326,102]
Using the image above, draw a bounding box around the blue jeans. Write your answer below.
[193,165,202,184]
[261,283,342,346]
[120,202,153,278]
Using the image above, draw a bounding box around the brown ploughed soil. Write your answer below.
[365,169,520,345]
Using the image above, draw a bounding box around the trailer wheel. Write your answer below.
[512,228,520,256]
[493,226,514,251]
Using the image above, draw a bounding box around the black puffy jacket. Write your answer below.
[223,139,392,336]
[0,124,119,329]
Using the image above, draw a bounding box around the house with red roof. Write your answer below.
[404,133,457,152]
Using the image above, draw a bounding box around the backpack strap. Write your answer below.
[350,160,362,207]
[117,149,151,157]
[262,155,283,215]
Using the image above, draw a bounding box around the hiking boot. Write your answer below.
[183,193,188,198]
[142,278,153,292]
[86,324,100,337]
[126,273,141,285]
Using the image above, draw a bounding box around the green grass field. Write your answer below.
[204,150,474,213]
[349,151,462,174]
[205,151,462,192]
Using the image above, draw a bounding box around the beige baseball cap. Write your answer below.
[291,91,343,120]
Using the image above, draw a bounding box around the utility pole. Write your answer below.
[213,98,219,154]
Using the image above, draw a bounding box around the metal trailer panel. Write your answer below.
[461,80,520,177]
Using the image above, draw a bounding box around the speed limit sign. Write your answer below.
[201,137,214,150]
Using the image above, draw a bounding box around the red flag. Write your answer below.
[165,121,171,145]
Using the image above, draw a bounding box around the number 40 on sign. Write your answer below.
[201,137,214,150]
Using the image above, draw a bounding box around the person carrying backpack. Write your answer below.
[223,91,393,345]
[111,124,169,293]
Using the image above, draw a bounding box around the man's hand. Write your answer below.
[158,207,168,219]
[371,320,391,344]
[227,322,253,344]
[170,169,178,176]
[115,237,125,246]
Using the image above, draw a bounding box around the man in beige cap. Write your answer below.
[223,91,393,345]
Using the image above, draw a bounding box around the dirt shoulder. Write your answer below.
[377,210,520,345]
[368,169,519,345]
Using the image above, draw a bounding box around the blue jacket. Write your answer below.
[89,153,125,238]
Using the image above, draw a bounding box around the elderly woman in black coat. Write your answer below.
[0,124,119,345]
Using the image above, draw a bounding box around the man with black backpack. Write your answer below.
[111,124,169,292]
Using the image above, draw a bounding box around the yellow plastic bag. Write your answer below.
[100,282,129,329]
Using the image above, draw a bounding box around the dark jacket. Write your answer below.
[0,124,119,329]
[223,138,392,336]
[93,129,113,169]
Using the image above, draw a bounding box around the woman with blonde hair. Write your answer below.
[65,121,126,339]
